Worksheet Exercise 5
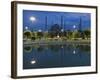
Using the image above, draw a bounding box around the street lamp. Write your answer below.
[57,35,60,38]
[61,29,64,32]
[73,25,76,29]
[25,26,28,30]
[29,16,36,39]
[73,25,76,39]
[30,16,36,23]
[38,29,42,32]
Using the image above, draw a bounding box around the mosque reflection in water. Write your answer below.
[23,44,90,69]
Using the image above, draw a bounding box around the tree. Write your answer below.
[66,30,73,39]
[60,31,67,37]
[74,31,80,39]
[44,31,49,39]
[48,24,62,38]
[84,30,90,39]
[31,32,36,41]
[37,31,43,39]
[23,31,32,39]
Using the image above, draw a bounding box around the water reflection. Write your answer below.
[23,44,91,69]
[24,44,90,53]
[24,45,32,53]
[31,58,36,64]
[73,50,76,54]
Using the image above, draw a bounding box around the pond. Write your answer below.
[23,44,91,69]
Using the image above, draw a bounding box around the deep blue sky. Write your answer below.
[23,10,91,31]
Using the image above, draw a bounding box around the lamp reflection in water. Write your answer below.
[73,50,76,54]
[31,58,36,64]
[72,44,77,54]
[61,45,64,48]
[23,44,91,69]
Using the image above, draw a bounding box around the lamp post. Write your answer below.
[29,16,36,32]
[61,29,64,37]
[29,16,36,39]
[24,26,32,41]
[73,25,76,40]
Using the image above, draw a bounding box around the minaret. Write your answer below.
[79,17,83,38]
[61,16,63,28]
[63,17,65,30]
[45,16,47,31]
[51,20,54,25]
[79,17,82,31]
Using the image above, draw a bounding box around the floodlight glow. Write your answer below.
[38,29,42,32]
[73,25,76,29]
[25,26,28,30]
[30,16,36,22]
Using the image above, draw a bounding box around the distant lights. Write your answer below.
[61,29,64,32]
[30,16,36,22]
[73,25,76,29]
[25,26,28,30]
[38,29,42,32]
[57,35,60,38]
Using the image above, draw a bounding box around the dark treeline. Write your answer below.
[23,23,90,41]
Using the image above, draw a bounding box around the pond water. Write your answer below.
[23,44,91,69]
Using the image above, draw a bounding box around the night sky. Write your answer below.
[23,10,91,31]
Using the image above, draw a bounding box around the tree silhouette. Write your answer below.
[37,31,43,39]
[48,24,62,38]
[66,30,73,39]
[84,30,90,39]
[23,31,32,39]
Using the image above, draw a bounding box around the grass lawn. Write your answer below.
[23,38,90,45]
